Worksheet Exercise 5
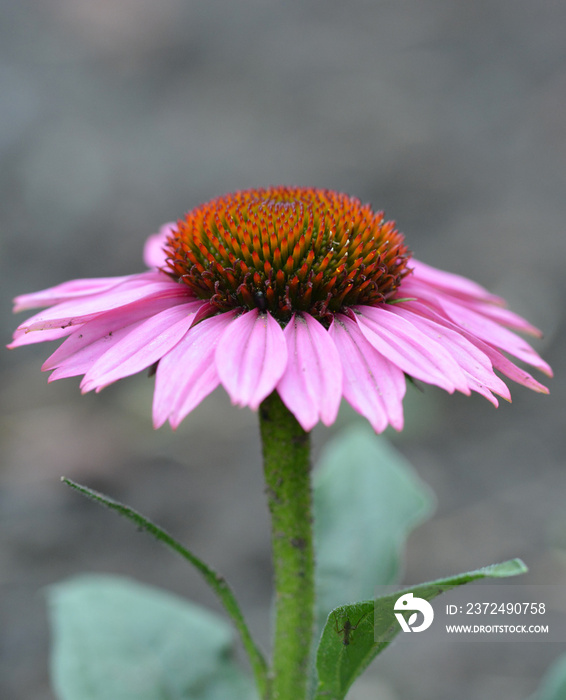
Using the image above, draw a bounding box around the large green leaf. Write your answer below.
[313,424,434,628]
[314,558,527,700]
[49,575,256,700]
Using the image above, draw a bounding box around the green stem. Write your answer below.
[259,391,315,700]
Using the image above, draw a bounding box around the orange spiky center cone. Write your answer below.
[164,186,412,324]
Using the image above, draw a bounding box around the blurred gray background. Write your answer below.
[1,1,565,699]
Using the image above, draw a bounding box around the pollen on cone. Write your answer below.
[164,187,411,323]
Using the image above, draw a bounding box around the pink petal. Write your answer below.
[401,300,549,395]
[80,301,203,392]
[8,325,79,349]
[216,309,288,410]
[42,295,189,374]
[276,314,342,431]
[354,305,469,393]
[401,277,551,375]
[18,273,187,333]
[457,299,543,337]
[12,275,134,312]
[329,314,406,433]
[153,312,237,428]
[392,302,511,404]
[469,339,550,395]
[409,259,504,304]
[433,296,552,376]
[143,222,175,269]
[47,324,143,382]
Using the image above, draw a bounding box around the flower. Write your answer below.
[9,187,552,432]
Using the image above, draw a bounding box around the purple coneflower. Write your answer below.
[9,187,551,432]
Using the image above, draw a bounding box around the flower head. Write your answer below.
[9,186,552,432]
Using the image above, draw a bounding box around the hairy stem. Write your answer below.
[259,391,315,700]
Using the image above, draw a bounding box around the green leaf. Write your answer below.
[49,574,256,700]
[314,558,528,700]
[532,654,566,700]
[313,424,434,629]
[62,478,267,697]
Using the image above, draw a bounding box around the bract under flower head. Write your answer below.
[9,187,552,433]
[165,187,410,323]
